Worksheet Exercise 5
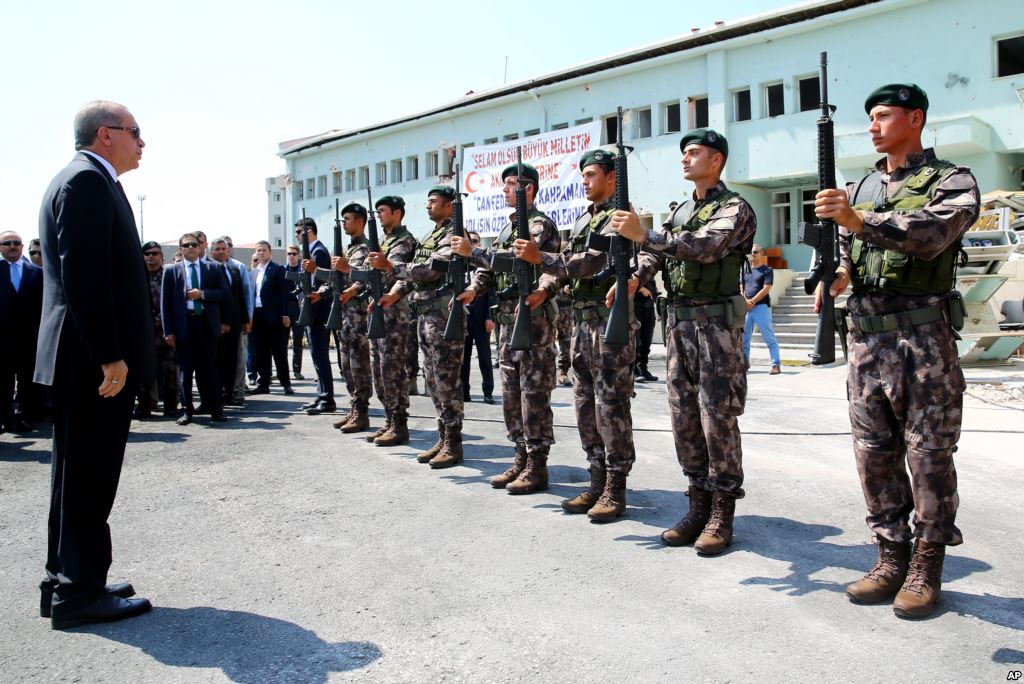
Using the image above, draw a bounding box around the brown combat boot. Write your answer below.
[661,486,713,547]
[893,539,946,619]
[416,421,446,463]
[429,426,463,469]
[365,412,391,442]
[490,444,528,489]
[506,449,549,495]
[845,537,911,604]
[375,413,409,447]
[339,404,370,433]
[694,492,736,555]
[334,407,355,430]
[587,471,627,522]
[561,467,606,513]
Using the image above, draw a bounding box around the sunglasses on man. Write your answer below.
[1,240,23,247]
[102,125,142,139]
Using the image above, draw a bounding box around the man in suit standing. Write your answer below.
[161,232,229,425]
[1,230,44,432]
[297,219,336,415]
[35,100,154,628]
[284,246,306,380]
[210,237,251,406]
[222,235,252,405]
[247,240,294,396]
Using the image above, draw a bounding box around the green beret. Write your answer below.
[578,149,615,172]
[375,195,405,211]
[501,163,540,186]
[427,185,456,200]
[864,83,928,114]
[141,240,161,252]
[340,202,367,219]
[679,128,728,161]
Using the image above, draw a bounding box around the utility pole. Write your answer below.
[137,194,146,241]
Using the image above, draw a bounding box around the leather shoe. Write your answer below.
[300,400,320,410]
[51,594,152,630]
[224,396,245,407]
[246,386,270,396]
[10,416,34,432]
[283,386,296,395]
[306,402,337,416]
[483,395,496,405]
[293,372,304,380]
[41,582,135,618]
[194,403,210,415]
[176,414,192,426]
[132,408,152,420]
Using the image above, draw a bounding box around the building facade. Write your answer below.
[275,0,1024,265]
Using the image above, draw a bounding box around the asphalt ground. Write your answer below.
[1,346,1022,683]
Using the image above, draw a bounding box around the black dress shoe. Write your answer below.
[51,594,152,630]
[300,400,320,410]
[10,416,34,432]
[176,415,192,426]
[194,404,211,415]
[463,394,472,402]
[132,408,152,420]
[41,582,135,618]
[293,372,304,380]
[306,402,337,416]
[224,396,245,407]
[640,368,658,382]
[245,386,270,396]
[483,395,496,405]
[283,386,295,395]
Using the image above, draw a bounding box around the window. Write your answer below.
[603,114,618,144]
[483,137,498,144]
[273,192,281,202]
[275,237,282,248]
[997,34,1024,77]
[305,178,314,199]
[765,82,784,117]
[317,175,327,197]
[375,162,387,186]
[273,214,282,225]
[801,188,817,225]
[503,133,519,141]
[295,181,304,201]
[426,151,439,177]
[358,166,369,190]
[633,107,651,139]
[733,89,751,122]
[688,96,708,129]
[345,169,356,192]
[332,171,341,194]
[662,101,681,134]
[550,122,568,130]
[798,76,820,112]
[575,117,593,125]
[391,159,403,184]
[771,191,792,245]
[524,128,540,137]
[406,156,419,180]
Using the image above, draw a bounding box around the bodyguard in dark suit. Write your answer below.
[210,237,251,404]
[1,230,44,432]
[35,101,154,629]
[247,240,294,395]
[284,246,306,379]
[161,233,228,425]
[297,219,336,414]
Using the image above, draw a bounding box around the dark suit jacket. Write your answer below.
[308,239,331,325]
[251,260,290,322]
[35,153,154,387]
[0,260,43,357]
[160,259,228,341]
[218,262,250,331]
[283,263,303,320]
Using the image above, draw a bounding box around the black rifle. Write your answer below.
[285,208,315,326]
[323,199,346,331]
[586,106,633,345]
[439,165,467,341]
[359,188,386,339]
[489,146,535,351]
[797,51,841,365]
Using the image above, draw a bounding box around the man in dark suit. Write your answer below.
[284,246,306,380]
[35,100,154,629]
[460,231,496,404]
[247,240,294,395]
[1,230,44,432]
[297,219,336,414]
[161,232,229,425]
[210,237,252,405]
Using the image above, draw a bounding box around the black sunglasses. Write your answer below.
[180,242,199,248]
[143,251,162,256]
[1,240,23,247]
[29,250,41,256]
[103,125,141,139]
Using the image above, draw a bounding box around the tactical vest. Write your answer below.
[662,190,745,301]
[569,206,615,301]
[381,226,413,255]
[849,159,958,296]
[494,209,545,293]
[413,223,448,291]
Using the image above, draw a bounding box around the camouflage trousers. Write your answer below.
[571,308,636,474]
[370,302,410,418]
[498,308,557,453]
[846,292,964,546]
[419,308,465,429]
[555,305,573,374]
[666,311,746,497]
[139,336,179,413]
[338,306,373,410]
[407,313,420,379]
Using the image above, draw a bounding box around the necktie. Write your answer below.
[189,263,204,315]
[10,262,20,293]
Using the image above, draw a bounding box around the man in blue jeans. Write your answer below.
[742,244,781,375]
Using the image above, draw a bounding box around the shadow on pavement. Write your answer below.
[127,432,189,444]
[0,436,52,463]
[82,606,381,683]
[993,647,1024,664]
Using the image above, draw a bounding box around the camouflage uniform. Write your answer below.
[467,208,561,462]
[137,266,178,415]
[539,202,637,475]
[369,226,417,427]
[554,286,573,376]
[636,181,756,497]
[840,149,980,546]
[335,236,373,415]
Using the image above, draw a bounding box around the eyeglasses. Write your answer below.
[287,252,299,256]
[29,250,41,256]
[143,251,161,256]
[180,242,199,248]
[0,240,23,247]
[103,125,141,139]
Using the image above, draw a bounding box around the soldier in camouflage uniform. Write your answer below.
[815,84,980,619]
[360,195,417,446]
[452,162,561,495]
[371,185,465,468]
[618,129,755,555]
[136,241,178,418]
[324,203,374,433]
[554,281,573,386]
[514,149,639,522]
